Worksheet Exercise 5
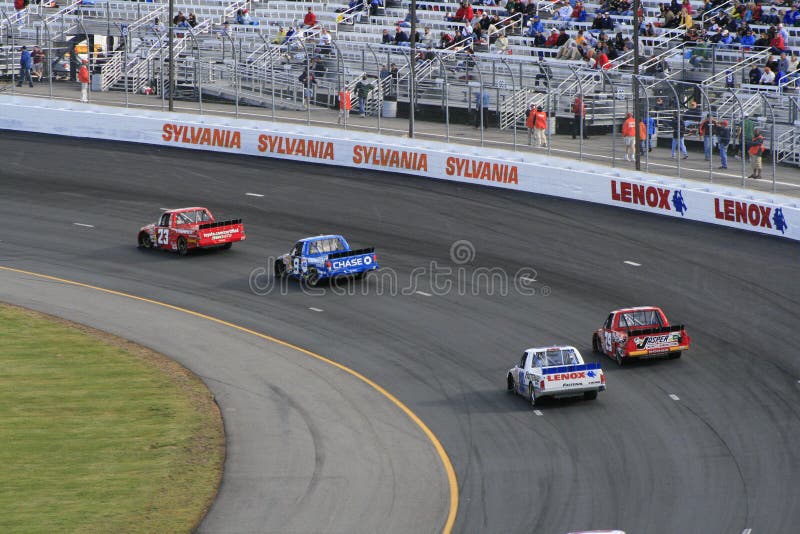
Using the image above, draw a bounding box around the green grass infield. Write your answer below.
[0,303,225,533]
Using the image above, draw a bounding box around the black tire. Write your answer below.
[305,267,320,287]
[274,259,287,277]
[220,242,232,250]
[177,237,188,256]
[584,390,598,401]
[137,232,152,249]
[592,334,601,354]
[529,384,537,406]
[507,374,514,393]
[670,351,682,360]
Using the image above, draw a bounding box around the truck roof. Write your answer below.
[298,234,345,243]
[611,306,662,314]
[165,207,209,213]
[525,345,579,354]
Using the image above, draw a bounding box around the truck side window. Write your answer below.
[160,213,170,226]
[604,314,614,329]
[291,242,303,256]
[520,353,527,368]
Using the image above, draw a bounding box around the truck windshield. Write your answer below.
[618,310,662,329]
[308,238,345,254]
[175,210,211,224]
[538,348,578,367]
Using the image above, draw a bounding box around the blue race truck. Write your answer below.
[274,234,379,286]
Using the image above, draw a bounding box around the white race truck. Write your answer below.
[507,346,605,406]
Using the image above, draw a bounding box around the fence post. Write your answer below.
[729,91,746,186]
[663,79,682,178]
[500,57,516,151]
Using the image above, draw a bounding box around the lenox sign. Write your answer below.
[1,96,798,242]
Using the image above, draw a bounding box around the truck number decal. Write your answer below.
[157,228,169,245]
[603,331,613,353]
[293,257,300,274]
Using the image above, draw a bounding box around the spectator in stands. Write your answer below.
[394,26,410,46]
[474,89,490,128]
[304,7,318,28]
[354,74,373,116]
[382,29,393,45]
[596,46,610,68]
[645,114,657,152]
[739,29,755,49]
[525,103,537,139]
[557,37,581,59]
[17,45,34,88]
[544,28,560,47]
[762,7,780,25]
[173,11,186,26]
[725,68,735,88]
[527,15,544,35]
[716,119,731,169]
[671,113,688,159]
[661,4,678,28]
[622,112,636,161]
[689,38,710,69]
[298,67,316,107]
[150,17,165,35]
[554,2,573,21]
[643,22,658,37]
[556,27,569,46]
[760,66,776,84]
[494,32,510,53]
[533,105,548,147]
[748,64,762,84]
[523,0,537,26]
[31,45,45,82]
[439,31,455,48]
[784,6,799,26]
[613,31,626,52]
[283,26,297,44]
[317,28,333,54]
[770,28,786,53]
[451,2,476,22]
[572,96,588,139]
[748,128,765,179]
[698,113,714,160]
[754,31,770,49]
[679,7,694,28]
[187,13,198,27]
[78,59,90,102]
[575,29,587,48]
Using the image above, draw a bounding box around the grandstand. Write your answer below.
[1,0,798,166]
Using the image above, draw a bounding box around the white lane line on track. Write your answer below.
[669,394,680,401]
[308,307,324,312]
[533,410,543,416]
[73,223,94,228]
[415,291,432,297]
[741,529,752,534]
[245,192,264,197]
[624,260,641,267]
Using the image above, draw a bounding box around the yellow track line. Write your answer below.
[0,265,459,533]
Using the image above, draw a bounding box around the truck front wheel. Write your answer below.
[177,237,188,256]
[274,259,286,277]
[507,374,514,393]
[305,267,320,287]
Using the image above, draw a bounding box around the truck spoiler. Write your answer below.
[199,218,242,230]
[541,362,601,375]
[328,247,375,259]
[623,324,684,336]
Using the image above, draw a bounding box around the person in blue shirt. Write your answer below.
[474,90,490,129]
[739,30,755,49]
[784,6,798,26]
[17,46,33,88]
[527,15,544,35]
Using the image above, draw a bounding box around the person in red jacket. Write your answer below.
[572,96,587,139]
[452,2,475,22]
[596,48,610,69]
[303,7,317,28]
[544,29,559,47]
[78,59,90,103]
[770,32,785,53]
[533,105,548,147]
[621,111,636,161]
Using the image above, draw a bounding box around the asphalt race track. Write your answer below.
[2,130,799,533]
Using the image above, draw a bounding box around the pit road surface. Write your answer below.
[2,131,799,533]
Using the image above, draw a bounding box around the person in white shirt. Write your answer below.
[555,3,573,21]
[760,66,775,85]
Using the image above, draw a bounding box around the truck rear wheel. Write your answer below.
[670,351,682,360]
[305,267,320,287]
[221,242,232,250]
[529,385,537,407]
[177,237,188,256]
[584,390,598,401]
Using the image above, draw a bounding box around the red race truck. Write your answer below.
[137,207,245,256]
[592,306,690,365]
